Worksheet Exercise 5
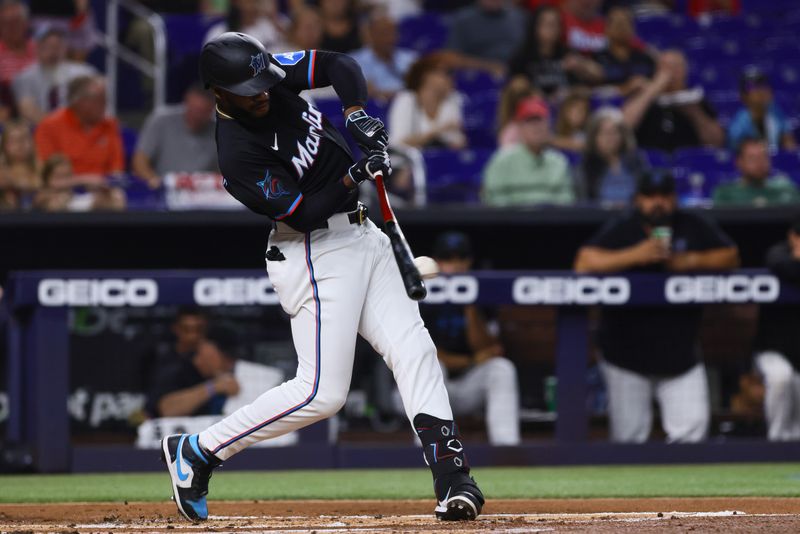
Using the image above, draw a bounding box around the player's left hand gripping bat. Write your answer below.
[374,171,427,301]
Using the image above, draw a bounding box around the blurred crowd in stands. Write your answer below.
[0,0,797,211]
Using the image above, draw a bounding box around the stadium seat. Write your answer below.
[121,126,139,172]
[643,149,671,169]
[454,71,503,95]
[674,147,736,175]
[636,14,698,47]
[397,13,448,55]
[462,92,499,149]
[671,165,730,206]
[589,93,624,111]
[424,148,492,203]
[123,174,168,211]
[772,151,800,184]
[163,14,224,102]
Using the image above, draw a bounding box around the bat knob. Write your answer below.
[407,282,427,301]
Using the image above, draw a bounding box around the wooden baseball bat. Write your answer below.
[374,171,427,301]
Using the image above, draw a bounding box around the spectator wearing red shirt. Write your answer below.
[0,0,36,83]
[35,75,125,181]
[561,0,606,53]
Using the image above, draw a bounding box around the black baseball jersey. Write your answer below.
[216,50,367,231]
[586,210,735,376]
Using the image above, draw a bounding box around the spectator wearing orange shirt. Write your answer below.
[0,1,36,83]
[35,75,125,182]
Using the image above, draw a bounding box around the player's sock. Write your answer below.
[413,413,484,518]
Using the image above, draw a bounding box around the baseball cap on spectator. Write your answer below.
[636,171,676,196]
[433,231,473,260]
[514,96,549,121]
[740,67,770,94]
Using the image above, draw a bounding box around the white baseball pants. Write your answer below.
[199,215,453,460]
[444,357,521,446]
[755,351,800,441]
[600,360,710,443]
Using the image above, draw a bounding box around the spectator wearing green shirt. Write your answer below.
[481,96,574,206]
[712,138,800,207]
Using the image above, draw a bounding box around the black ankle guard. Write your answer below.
[413,413,470,479]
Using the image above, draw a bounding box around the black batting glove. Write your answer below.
[348,150,391,185]
[346,109,389,153]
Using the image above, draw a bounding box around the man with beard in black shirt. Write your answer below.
[574,172,739,443]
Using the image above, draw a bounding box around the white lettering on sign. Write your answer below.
[38,279,158,307]
[512,277,630,305]
[423,276,478,304]
[665,275,780,303]
[194,277,279,305]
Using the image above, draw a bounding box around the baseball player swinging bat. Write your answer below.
[374,171,427,301]
[159,32,484,525]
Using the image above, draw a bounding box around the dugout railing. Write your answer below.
[5,269,800,472]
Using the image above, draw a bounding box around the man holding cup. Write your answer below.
[574,172,739,443]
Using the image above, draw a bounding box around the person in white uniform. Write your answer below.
[158,32,484,523]
[421,232,521,446]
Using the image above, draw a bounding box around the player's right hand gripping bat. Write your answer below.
[374,171,427,301]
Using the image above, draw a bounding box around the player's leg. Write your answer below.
[599,359,654,443]
[755,351,797,440]
[200,230,368,456]
[357,221,483,520]
[447,358,520,446]
[163,229,368,521]
[655,363,710,443]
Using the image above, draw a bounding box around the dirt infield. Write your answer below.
[2,498,800,533]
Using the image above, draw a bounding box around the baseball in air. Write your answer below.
[413,256,439,279]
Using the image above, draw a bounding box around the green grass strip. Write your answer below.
[1,464,800,503]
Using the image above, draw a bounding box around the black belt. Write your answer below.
[275,202,368,231]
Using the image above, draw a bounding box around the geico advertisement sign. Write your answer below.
[38,279,158,306]
[665,275,779,303]
[424,276,479,304]
[513,276,630,304]
[194,277,279,305]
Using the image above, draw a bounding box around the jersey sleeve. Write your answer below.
[221,154,303,221]
[271,49,367,109]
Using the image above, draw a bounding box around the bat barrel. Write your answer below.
[385,221,427,301]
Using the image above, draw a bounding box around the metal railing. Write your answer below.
[101,0,167,115]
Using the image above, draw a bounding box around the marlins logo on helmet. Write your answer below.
[249,53,266,77]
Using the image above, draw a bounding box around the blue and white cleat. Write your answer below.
[160,434,220,521]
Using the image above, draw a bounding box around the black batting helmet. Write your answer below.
[199,32,285,96]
